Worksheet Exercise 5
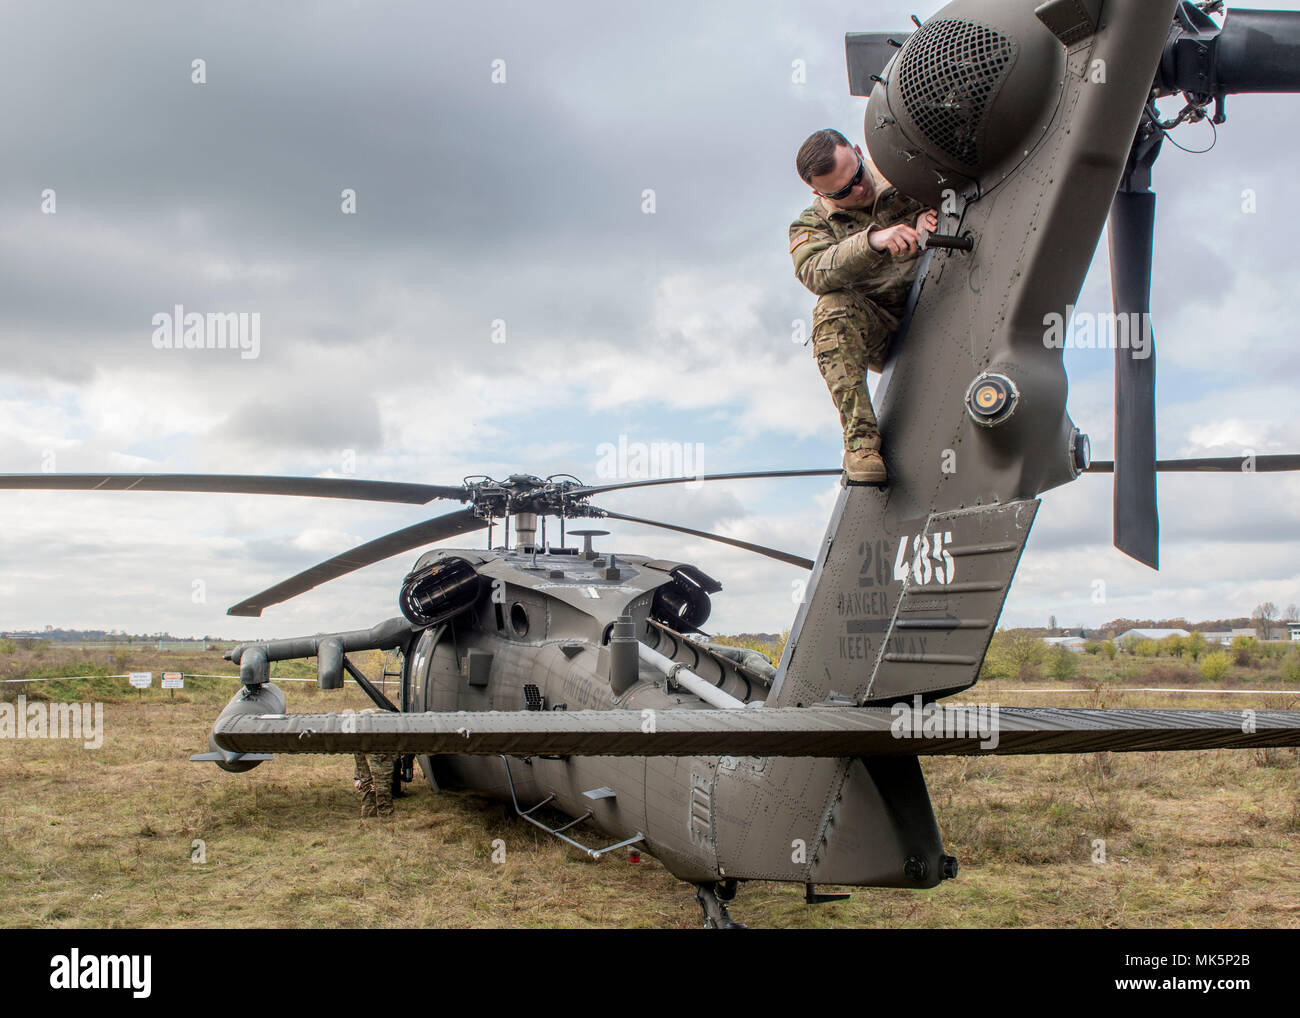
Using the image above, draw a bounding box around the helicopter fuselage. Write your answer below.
[405,544,767,880]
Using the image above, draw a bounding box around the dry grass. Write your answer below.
[1,647,1297,928]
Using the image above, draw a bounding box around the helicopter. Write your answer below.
[5,0,1300,928]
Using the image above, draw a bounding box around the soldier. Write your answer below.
[790,129,937,484]
[352,709,398,818]
[353,750,398,817]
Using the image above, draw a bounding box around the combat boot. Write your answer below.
[844,448,887,485]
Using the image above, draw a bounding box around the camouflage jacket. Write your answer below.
[788,163,926,315]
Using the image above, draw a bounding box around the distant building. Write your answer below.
[1042,636,1086,652]
[1114,628,1190,649]
[1201,631,1234,647]
[1289,622,1300,642]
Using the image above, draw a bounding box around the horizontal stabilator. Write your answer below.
[213,706,1300,758]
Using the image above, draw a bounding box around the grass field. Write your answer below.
[1,643,1298,928]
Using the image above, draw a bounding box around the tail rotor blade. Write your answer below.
[1108,187,1159,569]
[1088,454,1300,473]
[845,31,912,95]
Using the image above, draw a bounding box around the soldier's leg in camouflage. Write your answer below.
[371,753,397,817]
[354,753,377,818]
[811,293,885,484]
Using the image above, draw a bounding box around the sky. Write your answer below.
[2,0,1298,640]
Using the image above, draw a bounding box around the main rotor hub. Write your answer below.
[462,474,592,520]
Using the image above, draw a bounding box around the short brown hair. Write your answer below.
[796,129,851,184]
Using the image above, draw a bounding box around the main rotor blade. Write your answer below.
[570,468,841,500]
[1108,186,1159,570]
[0,473,468,505]
[1088,455,1300,473]
[227,507,487,617]
[595,507,813,569]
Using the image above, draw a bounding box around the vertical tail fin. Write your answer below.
[771,495,1038,708]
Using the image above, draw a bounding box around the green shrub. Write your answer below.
[981,631,1045,681]
[1230,636,1256,666]
[1281,650,1300,684]
[1007,632,1046,680]
[1200,651,1231,682]
[1049,645,1078,681]
[979,632,1012,681]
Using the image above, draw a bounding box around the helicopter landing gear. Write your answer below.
[695,881,745,929]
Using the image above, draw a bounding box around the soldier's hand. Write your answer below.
[867,223,921,255]
[916,209,938,234]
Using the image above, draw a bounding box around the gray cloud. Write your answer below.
[3,0,1299,637]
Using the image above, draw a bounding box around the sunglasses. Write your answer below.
[817,157,865,200]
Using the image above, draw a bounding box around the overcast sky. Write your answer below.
[2,0,1298,640]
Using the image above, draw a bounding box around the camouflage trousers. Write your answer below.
[353,753,397,817]
[811,290,901,455]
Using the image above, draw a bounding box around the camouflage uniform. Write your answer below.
[789,166,925,455]
[351,709,396,817]
[354,752,398,817]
